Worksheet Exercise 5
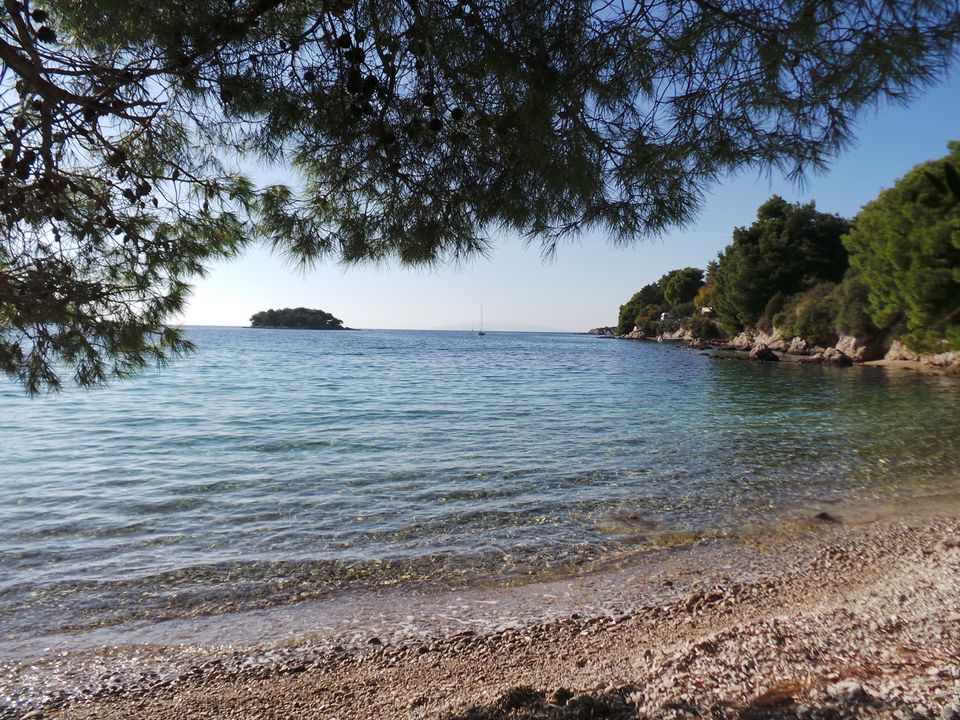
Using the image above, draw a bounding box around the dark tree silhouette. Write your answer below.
[249,307,346,329]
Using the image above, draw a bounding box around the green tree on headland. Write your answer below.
[250,308,346,330]
[674,142,960,350]
[712,197,850,334]
[693,273,717,312]
[842,142,960,351]
[616,283,664,336]
[617,268,705,336]
[659,268,705,307]
[3,1,960,392]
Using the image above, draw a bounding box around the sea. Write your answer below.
[1,328,959,665]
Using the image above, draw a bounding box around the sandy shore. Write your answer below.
[23,510,958,720]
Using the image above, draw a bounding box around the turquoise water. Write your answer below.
[1,328,958,648]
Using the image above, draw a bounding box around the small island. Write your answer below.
[249,307,353,330]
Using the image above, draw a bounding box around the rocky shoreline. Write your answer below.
[619,327,960,375]
[10,505,960,720]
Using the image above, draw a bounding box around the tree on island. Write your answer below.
[2,0,959,392]
[250,307,346,330]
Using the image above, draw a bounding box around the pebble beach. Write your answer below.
[5,502,958,720]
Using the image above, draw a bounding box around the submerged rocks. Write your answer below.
[749,345,779,362]
[815,512,843,524]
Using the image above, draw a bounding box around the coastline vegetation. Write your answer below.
[617,142,960,357]
[249,308,347,330]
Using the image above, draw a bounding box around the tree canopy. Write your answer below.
[659,266,704,306]
[712,196,850,333]
[3,0,960,391]
[616,266,703,335]
[616,282,664,335]
[250,307,346,329]
[843,142,960,351]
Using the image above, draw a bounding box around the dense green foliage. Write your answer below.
[712,196,850,334]
[3,0,960,391]
[774,282,838,347]
[831,274,877,338]
[685,314,722,340]
[617,145,960,351]
[250,307,346,329]
[758,291,787,332]
[616,283,663,335]
[693,280,716,311]
[842,143,960,351]
[659,267,704,306]
[617,268,707,336]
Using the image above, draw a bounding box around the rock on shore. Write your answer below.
[719,329,960,373]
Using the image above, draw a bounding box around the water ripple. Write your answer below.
[0,328,958,646]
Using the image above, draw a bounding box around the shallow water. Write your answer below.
[1,328,959,657]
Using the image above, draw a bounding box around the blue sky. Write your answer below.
[180,70,960,332]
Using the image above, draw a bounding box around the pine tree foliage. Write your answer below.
[659,267,704,306]
[2,0,959,390]
[712,196,850,333]
[843,141,960,351]
[616,282,663,335]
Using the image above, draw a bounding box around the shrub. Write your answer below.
[693,283,716,310]
[832,274,879,337]
[843,141,960,350]
[617,283,664,334]
[633,305,666,335]
[758,292,786,332]
[776,282,838,347]
[686,315,723,340]
[672,301,695,318]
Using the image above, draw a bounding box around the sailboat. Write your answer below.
[477,306,486,336]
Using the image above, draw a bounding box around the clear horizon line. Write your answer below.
[175,324,604,333]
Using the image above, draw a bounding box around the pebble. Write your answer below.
[7,519,960,720]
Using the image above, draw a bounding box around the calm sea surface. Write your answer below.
[1,328,959,651]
